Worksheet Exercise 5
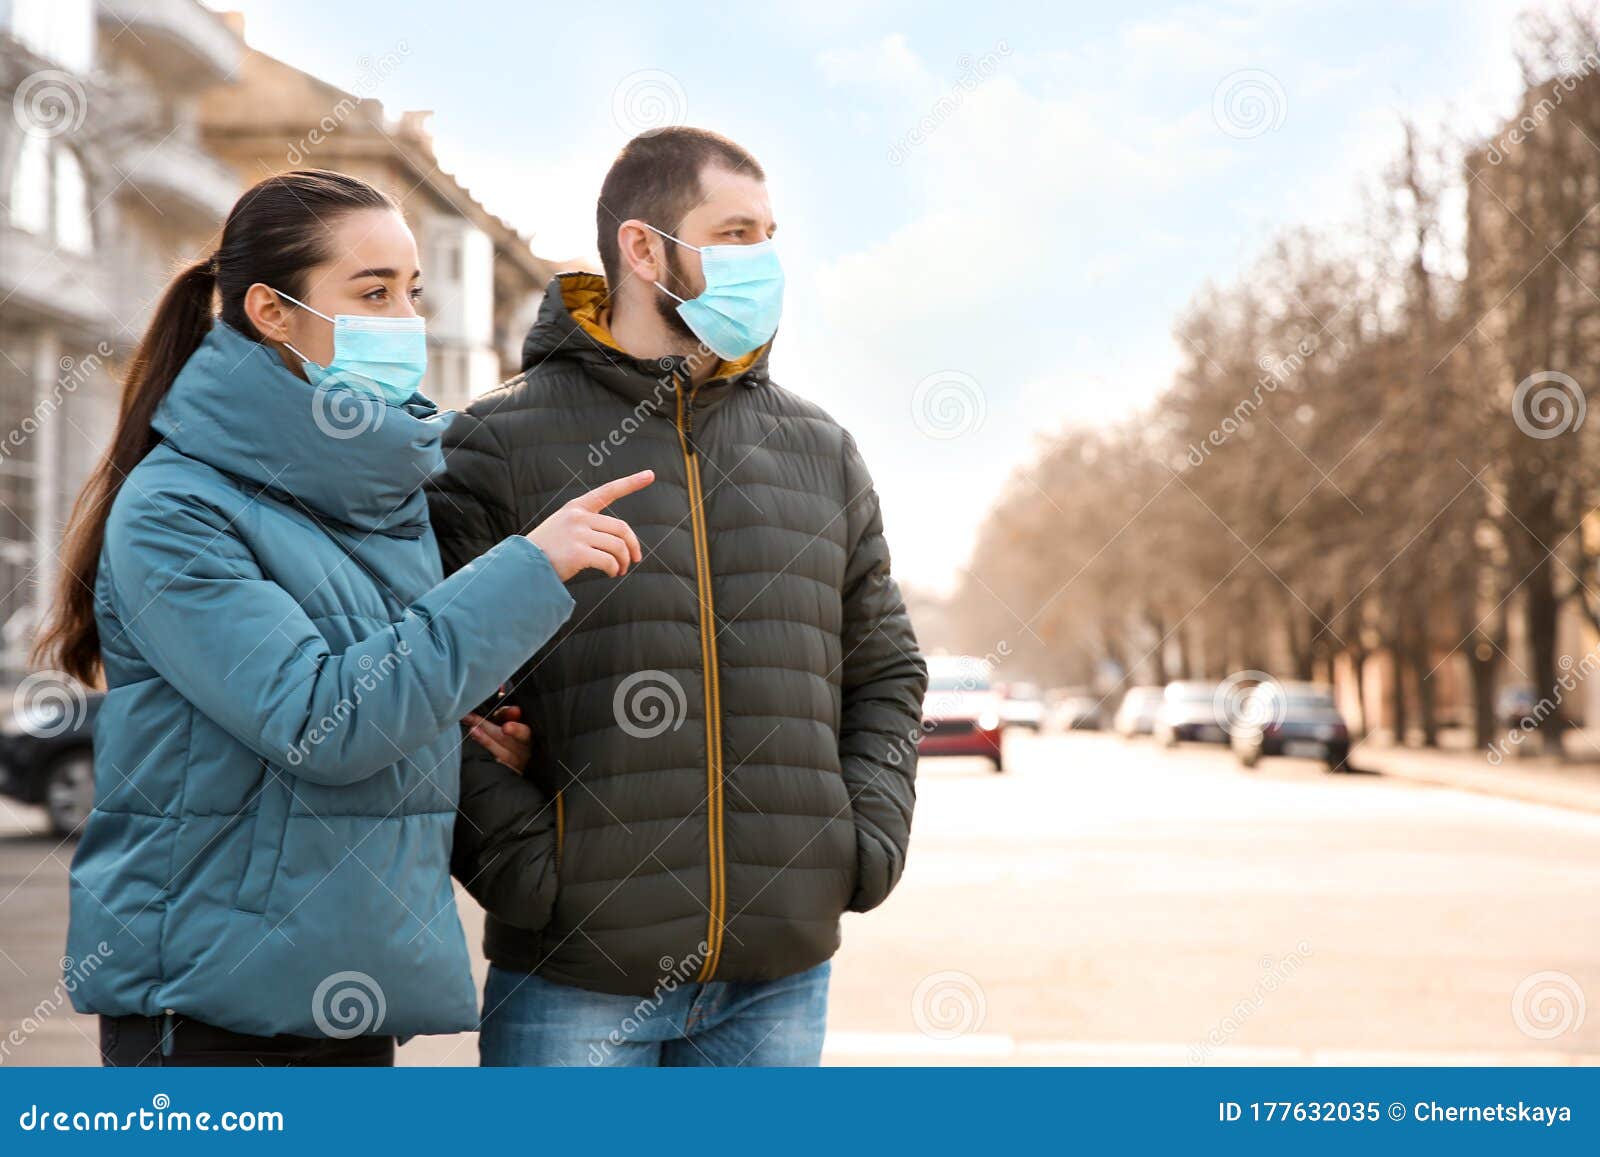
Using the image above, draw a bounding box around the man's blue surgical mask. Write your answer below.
[644,223,784,360]
[273,287,428,405]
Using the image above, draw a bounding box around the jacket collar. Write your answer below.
[521,272,772,414]
[150,321,447,536]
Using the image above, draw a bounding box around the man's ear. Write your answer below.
[616,220,663,285]
[244,283,292,341]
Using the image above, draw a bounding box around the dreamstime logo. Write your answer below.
[1511,970,1586,1040]
[311,378,386,440]
[613,670,687,739]
[11,671,87,739]
[2,942,111,1064]
[311,971,386,1039]
[1191,941,1312,1063]
[1487,646,1600,765]
[912,370,985,440]
[887,40,1012,165]
[13,70,88,139]
[911,970,987,1040]
[1512,370,1584,439]
[1213,670,1283,732]
[1212,69,1286,139]
[612,70,688,134]
[286,40,411,164]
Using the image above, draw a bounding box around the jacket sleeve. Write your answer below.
[449,735,560,930]
[103,483,573,788]
[427,404,559,928]
[427,407,524,571]
[838,433,928,912]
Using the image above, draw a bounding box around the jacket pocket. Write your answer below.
[233,765,294,915]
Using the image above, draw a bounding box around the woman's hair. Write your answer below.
[34,169,398,685]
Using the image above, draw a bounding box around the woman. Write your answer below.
[35,170,652,1066]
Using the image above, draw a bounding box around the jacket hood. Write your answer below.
[151,321,448,536]
[521,272,772,409]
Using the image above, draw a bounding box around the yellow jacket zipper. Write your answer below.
[674,381,726,979]
[554,791,565,870]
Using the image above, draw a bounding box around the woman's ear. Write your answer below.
[244,283,292,342]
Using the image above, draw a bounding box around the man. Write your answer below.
[427,127,926,1066]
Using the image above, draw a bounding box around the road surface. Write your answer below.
[1,730,1595,1065]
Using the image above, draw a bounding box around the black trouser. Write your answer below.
[100,1014,395,1067]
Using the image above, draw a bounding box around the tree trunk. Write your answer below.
[1469,648,1498,750]
[1526,552,1565,758]
[1389,618,1410,746]
[1349,648,1369,741]
[1413,644,1438,748]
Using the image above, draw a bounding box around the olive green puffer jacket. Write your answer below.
[426,273,926,996]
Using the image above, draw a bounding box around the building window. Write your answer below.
[9,135,51,235]
[9,138,93,253]
[5,0,95,72]
[52,147,91,253]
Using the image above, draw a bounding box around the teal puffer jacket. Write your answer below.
[66,320,573,1039]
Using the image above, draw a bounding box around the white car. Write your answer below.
[1154,681,1228,746]
[1113,686,1164,737]
[999,682,1046,731]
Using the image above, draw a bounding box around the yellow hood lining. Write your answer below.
[558,273,766,382]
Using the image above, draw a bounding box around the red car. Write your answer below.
[919,656,1005,772]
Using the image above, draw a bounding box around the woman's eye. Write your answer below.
[363,287,387,301]
[409,286,425,301]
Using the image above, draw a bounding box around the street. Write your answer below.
[2,730,1597,1065]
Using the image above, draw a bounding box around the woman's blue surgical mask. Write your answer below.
[272,287,428,405]
[644,223,784,360]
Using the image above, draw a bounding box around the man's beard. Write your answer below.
[653,245,702,349]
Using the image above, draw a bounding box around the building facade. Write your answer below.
[198,17,560,414]
[0,0,242,678]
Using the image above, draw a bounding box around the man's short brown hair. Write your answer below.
[596,127,764,291]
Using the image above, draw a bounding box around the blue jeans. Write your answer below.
[478,961,831,1067]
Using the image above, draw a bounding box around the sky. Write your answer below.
[211,0,1563,593]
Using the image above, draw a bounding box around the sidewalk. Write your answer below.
[1354,731,1600,816]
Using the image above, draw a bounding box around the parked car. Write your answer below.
[1495,684,1539,731]
[1113,685,1164,737]
[1154,681,1229,746]
[999,681,1046,731]
[1047,688,1103,731]
[0,691,102,836]
[1231,681,1351,771]
[920,656,1005,771]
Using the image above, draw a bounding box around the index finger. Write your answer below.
[572,469,656,512]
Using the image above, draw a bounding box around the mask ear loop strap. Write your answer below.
[268,285,333,371]
[639,222,700,304]
[270,285,336,324]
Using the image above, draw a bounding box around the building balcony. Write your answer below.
[112,130,240,227]
[0,226,116,340]
[96,0,241,88]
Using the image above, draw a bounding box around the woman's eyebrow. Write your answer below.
[346,267,422,280]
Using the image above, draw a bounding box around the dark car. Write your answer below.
[1154,681,1228,746]
[1231,681,1351,771]
[0,689,101,836]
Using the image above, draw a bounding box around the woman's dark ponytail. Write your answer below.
[34,170,396,685]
